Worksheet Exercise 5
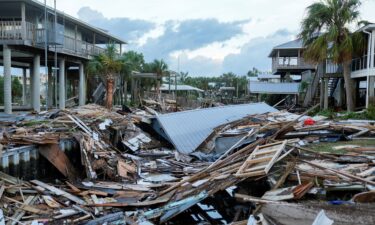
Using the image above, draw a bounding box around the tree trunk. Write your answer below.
[343,61,355,112]
[156,76,161,102]
[106,78,114,109]
[124,80,128,104]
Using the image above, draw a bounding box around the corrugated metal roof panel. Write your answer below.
[160,84,204,92]
[154,103,278,154]
[273,39,303,50]
[249,82,300,94]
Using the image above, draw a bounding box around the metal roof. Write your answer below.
[160,84,204,92]
[257,74,281,79]
[249,82,300,94]
[273,39,303,50]
[268,38,303,57]
[153,103,278,154]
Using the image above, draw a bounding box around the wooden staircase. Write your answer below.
[328,77,339,97]
[303,63,323,107]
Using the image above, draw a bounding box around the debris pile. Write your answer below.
[0,103,374,224]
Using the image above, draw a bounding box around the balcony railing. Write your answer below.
[351,54,375,72]
[326,59,342,74]
[0,21,23,39]
[272,57,315,72]
[0,21,105,58]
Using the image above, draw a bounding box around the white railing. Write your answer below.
[272,57,315,72]
[351,54,373,72]
[0,21,22,39]
[0,21,105,57]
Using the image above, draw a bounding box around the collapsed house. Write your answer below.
[0,102,374,224]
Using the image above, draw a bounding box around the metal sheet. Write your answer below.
[249,82,300,94]
[153,103,277,154]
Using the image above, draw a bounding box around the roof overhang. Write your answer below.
[357,23,375,33]
[0,0,126,44]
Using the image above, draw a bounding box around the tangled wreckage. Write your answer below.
[0,103,374,224]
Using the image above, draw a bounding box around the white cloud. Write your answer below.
[34,0,375,76]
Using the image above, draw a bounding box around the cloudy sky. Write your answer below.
[42,0,375,76]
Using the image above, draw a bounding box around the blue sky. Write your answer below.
[17,0,375,76]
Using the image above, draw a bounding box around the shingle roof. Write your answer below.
[249,82,300,94]
[152,103,278,154]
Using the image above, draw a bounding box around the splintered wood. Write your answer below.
[235,140,287,178]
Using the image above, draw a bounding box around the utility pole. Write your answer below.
[54,0,58,107]
[44,0,49,110]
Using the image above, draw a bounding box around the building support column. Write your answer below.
[78,63,85,106]
[3,45,12,114]
[324,78,329,109]
[59,59,66,109]
[30,65,34,107]
[22,68,27,105]
[65,69,68,100]
[33,54,41,112]
[320,78,324,110]
[48,66,53,108]
[21,2,26,40]
[369,76,375,106]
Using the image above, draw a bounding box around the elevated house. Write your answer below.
[269,39,316,77]
[351,24,375,108]
[250,38,344,109]
[249,39,316,105]
[0,0,126,113]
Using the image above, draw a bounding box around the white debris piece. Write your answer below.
[312,210,333,225]
[99,119,113,130]
[123,133,152,151]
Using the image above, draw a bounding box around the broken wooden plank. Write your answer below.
[300,160,375,186]
[42,195,62,208]
[38,144,77,180]
[30,180,86,205]
[117,160,136,178]
[7,195,37,225]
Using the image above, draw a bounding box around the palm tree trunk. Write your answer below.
[124,80,128,104]
[343,61,355,111]
[106,78,114,109]
[156,76,161,102]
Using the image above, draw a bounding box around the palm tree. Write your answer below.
[299,0,364,111]
[121,51,145,104]
[150,59,169,99]
[88,44,122,109]
[179,71,189,83]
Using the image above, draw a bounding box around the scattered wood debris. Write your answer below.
[0,103,374,224]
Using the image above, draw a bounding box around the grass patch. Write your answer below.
[309,105,375,120]
[22,120,50,127]
[308,139,375,154]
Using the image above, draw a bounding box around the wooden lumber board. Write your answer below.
[236,140,287,178]
[38,144,77,180]
[7,195,37,225]
[30,180,86,205]
[0,182,4,200]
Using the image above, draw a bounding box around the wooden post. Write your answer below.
[324,78,329,109]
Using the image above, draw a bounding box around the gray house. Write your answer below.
[268,39,315,77]
[0,0,125,113]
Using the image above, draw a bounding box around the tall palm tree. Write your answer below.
[299,0,364,111]
[121,51,145,104]
[150,59,169,99]
[88,44,122,109]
